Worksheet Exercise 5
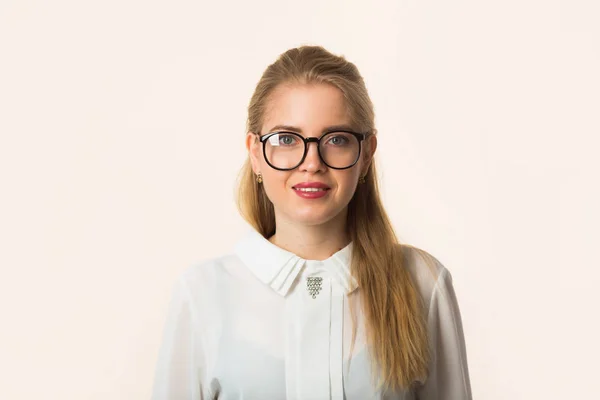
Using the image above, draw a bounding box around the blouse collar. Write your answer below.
[233,228,359,297]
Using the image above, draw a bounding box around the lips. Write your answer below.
[292,181,331,198]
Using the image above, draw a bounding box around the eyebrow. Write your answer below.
[266,124,357,134]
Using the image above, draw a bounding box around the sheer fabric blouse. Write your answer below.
[151,228,472,399]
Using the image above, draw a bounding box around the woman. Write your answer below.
[151,45,472,399]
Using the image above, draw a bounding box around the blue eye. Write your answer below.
[279,134,298,146]
[326,135,350,146]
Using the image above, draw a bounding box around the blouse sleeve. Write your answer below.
[416,267,472,400]
[151,273,204,400]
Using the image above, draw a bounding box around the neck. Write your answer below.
[268,207,351,261]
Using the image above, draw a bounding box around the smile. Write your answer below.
[293,188,329,192]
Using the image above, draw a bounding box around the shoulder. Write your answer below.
[397,243,451,310]
[176,252,242,291]
[166,252,245,321]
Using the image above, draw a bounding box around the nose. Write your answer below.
[299,140,325,172]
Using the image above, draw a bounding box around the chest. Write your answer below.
[200,276,415,400]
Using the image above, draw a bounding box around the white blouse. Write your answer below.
[151,228,472,399]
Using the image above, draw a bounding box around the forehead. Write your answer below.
[262,83,351,134]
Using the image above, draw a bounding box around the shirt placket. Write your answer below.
[285,261,345,400]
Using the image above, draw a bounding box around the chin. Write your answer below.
[286,208,339,226]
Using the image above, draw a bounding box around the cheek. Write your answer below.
[339,170,359,188]
[332,173,360,200]
[338,183,358,200]
[261,171,291,199]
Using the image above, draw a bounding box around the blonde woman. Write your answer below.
[151,45,472,399]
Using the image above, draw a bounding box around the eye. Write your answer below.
[326,134,350,146]
[279,134,298,146]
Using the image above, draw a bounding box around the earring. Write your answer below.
[256,172,263,184]
[359,175,366,184]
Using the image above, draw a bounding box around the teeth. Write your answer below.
[295,187,326,192]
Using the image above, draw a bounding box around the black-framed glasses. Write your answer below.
[258,130,367,171]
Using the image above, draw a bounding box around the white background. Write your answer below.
[1,1,598,398]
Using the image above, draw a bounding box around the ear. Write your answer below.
[245,131,262,174]
[361,133,377,175]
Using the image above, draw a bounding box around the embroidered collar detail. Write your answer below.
[233,228,359,297]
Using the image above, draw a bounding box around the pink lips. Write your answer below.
[292,181,331,199]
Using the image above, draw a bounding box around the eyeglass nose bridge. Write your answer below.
[298,136,324,166]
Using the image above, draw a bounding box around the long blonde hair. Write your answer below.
[236,45,430,392]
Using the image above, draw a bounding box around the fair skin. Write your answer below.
[245,82,377,261]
